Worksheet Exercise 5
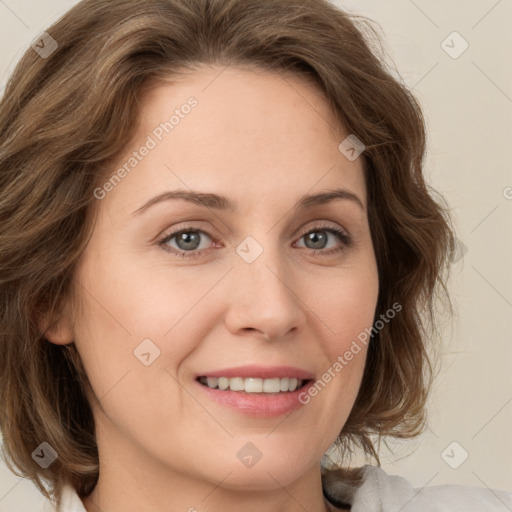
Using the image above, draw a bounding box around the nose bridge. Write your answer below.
[225,234,305,339]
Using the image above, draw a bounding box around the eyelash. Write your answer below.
[158,223,353,259]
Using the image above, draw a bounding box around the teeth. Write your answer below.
[218,377,229,390]
[206,377,219,389]
[199,376,305,393]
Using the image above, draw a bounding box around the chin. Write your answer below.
[205,456,312,491]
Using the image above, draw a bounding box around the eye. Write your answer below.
[295,224,352,256]
[158,223,352,259]
[159,228,215,258]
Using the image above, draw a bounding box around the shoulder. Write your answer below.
[322,464,512,511]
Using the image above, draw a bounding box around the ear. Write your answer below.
[39,302,75,346]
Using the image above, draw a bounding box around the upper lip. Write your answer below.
[197,365,315,380]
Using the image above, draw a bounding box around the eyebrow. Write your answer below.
[131,187,365,216]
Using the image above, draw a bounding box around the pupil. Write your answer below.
[306,231,326,250]
[178,232,200,250]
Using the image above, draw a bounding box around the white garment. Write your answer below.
[323,465,512,511]
[42,464,512,511]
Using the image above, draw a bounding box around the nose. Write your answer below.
[223,244,307,341]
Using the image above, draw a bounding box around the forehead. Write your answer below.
[102,65,367,217]
[138,64,346,149]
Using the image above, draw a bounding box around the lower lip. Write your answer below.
[195,379,314,418]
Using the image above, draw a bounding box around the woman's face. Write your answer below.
[52,65,379,496]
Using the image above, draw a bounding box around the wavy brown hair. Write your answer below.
[0,0,456,508]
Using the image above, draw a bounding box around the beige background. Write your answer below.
[0,0,511,510]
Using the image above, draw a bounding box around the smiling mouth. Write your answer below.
[197,376,312,394]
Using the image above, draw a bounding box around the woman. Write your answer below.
[0,1,510,511]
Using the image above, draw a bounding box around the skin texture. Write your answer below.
[45,65,379,512]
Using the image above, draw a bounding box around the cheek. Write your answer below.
[299,262,378,413]
[71,248,228,407]
[74,239,221,341]
[310,264,379,356]
[70,266,190,435]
